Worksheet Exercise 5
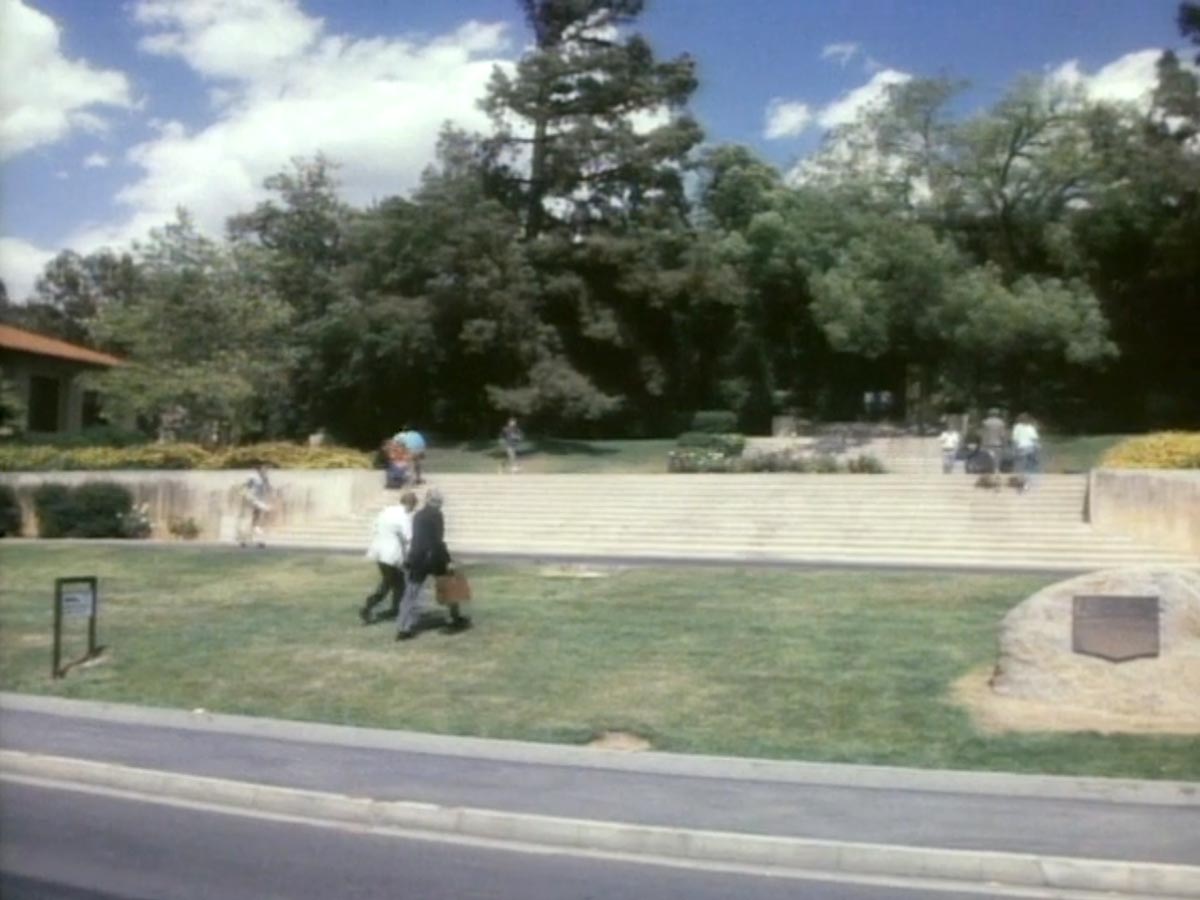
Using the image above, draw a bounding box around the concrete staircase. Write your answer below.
[267,474,1197,572]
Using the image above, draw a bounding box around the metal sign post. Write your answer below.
[53,576,103,678]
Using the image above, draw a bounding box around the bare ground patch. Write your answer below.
[953,665,1200,735]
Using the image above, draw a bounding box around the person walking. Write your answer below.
[499,417,523,473]
[980,408,1007,475]
[238,465,272,548]
[396,488,467,640]
[359,491,417,624]
[938,421,961,474]
[1011,413,1041,492]
[395,425,428,485]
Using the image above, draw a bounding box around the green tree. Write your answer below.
[1,249,139,346]
[91,211,293,443]
[228,156,351,436]
[483,0,702,240]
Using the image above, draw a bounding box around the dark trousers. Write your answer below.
[363,563,405,619]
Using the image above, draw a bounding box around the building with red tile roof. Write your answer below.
[0,323,123,435]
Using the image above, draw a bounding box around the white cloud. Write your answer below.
[763,99,812,139]
[0,0,134,159]
[84,152,110,168]
[820,42,859,67]
[69,0,513,252]
[817,68,912,129]
[1049,49,1172,107]
[133,0,322,82]
[0,237,54,303]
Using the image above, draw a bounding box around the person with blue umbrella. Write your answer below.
[394,424,427,485]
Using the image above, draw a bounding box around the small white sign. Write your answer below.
[62,588,95,618]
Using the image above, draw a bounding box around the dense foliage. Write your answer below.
[2,1,1197,442]
[0,442,372,472]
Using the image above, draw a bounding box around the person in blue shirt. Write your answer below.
[394,425,427,485]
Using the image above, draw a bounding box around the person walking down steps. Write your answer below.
[499,417,523,473]
[359,491,417,624]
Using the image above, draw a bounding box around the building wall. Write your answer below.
[0,469,382,540]
[0,350,97,435]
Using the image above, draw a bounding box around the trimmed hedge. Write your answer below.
[31,481,147,538]
[1101,432,1200,469]
[0,441,373,472]
[0,483,22,536]
[32,483,74,538]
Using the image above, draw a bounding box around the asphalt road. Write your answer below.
[4,705,1198,865]
[0,781,1012,900]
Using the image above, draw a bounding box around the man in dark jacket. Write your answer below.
[396,488,468,639]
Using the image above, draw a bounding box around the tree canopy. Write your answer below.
[9,0,1199,442]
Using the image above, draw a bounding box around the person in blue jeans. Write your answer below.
[396,489,469,640]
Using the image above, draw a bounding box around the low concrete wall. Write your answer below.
[0,469,383,541]
[1088,469,1200,558]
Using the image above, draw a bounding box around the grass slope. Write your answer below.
[2,544,1195,780]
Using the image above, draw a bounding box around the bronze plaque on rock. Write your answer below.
[1072,595,1160,663]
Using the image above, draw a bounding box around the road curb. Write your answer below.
[4,750,1199,898]
[4,692,1199,807]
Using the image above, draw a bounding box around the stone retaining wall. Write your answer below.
[0,469,382,540]
[1088,469,1200,557]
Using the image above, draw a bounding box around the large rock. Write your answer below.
[981,568,1200,733]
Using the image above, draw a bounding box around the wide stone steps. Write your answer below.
[267,474,1195,570]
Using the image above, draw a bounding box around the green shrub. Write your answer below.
[812,454,840,473]
[72,482,137,538]
[675,431,745,457]
[0,483,21,536]
[670,450,885,475]
[689,410,738,434]
[1100,432,1200,469]
[17,425,149,448]
[32,483,73,538]
[667,449,735,473]
[168,517,201,540]
[31,481,146,538]
[846,454,886,474]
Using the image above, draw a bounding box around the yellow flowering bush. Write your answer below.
[0,441,372,471]
[1100,432,1200,469]
[211,442,372,470]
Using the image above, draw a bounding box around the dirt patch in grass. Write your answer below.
[587,730,652,751]
[538,564,620,579]
[953,666,1200,735]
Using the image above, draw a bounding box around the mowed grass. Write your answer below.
[426,434,1133,475]
[429,438,675,474]
[2,544,1197,780]
[1040,434,1132,473]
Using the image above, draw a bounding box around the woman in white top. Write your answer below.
[359,491,418,623]
[1011,413,1040,491]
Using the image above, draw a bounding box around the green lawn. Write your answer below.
[422,434,1131,475]
[1040,434,1131,473]
[2,544,1196,780]
[430,438,675,474]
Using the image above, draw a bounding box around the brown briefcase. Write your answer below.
[435,571,472,605]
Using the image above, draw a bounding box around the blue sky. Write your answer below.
[0,0,1189,301]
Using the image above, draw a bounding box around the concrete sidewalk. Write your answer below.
[2,693,1199,897]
